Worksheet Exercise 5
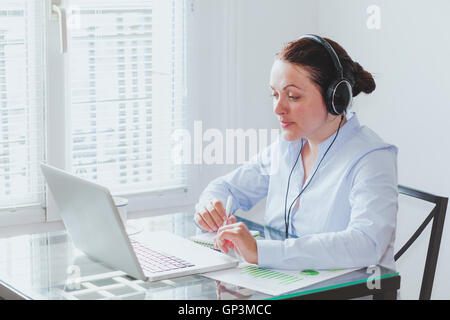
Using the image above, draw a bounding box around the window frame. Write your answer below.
[0,0,199,227]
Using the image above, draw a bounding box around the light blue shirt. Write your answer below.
[195,112,398,271]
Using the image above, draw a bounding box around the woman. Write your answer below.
[193,35,398,271]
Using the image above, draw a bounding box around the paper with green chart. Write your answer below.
[203,262,357,296]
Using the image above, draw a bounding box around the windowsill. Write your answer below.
[0,207,46,228]
[0,220,65,239]
[0,203,195,239]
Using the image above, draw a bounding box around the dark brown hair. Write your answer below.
[278,37,376,98]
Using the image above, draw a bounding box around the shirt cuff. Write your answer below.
[256,239,284,268]
[192,212,204,231]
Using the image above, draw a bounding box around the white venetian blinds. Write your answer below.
[0,1,45,210]
[67,0,188,195]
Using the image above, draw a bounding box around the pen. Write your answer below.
[223,195,233,227]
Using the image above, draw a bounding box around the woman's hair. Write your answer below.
[278,37,376,98]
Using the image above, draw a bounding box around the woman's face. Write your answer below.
[270,59,329,141]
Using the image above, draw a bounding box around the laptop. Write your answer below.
[40,163,238,281]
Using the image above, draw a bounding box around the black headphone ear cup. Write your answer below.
[326,79,352,115]
[325,81,336,115]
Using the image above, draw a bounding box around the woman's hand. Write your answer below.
[194,198,237,232]
[214,222,258,265]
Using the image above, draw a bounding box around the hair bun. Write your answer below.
[352,62,376,97]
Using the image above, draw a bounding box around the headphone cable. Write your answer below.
[283,142,303,237]
[284,114,345,238]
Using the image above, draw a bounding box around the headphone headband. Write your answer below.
[298,34,344,79]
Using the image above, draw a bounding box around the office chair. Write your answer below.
[395,185,448,300]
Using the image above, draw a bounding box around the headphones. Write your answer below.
[283,35,351,238]
[298,34,353,115]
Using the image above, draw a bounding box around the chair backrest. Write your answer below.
[395,185,448,300]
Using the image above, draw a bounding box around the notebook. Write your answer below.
[191,230,260,250]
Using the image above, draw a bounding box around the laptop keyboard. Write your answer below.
[130,239,195,273]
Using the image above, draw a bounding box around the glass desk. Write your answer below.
[0,212,400,300]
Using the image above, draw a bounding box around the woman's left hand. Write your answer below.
[214,222,258,264]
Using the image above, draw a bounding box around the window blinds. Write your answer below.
[67,0,188,195]
[0,1,45,210]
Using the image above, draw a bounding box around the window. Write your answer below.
[0,1,45,213]
[67,0,188,195]
[0,0,191,226]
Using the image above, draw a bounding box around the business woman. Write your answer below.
[193,35,398,271]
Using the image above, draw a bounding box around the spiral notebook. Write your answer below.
[190,231,260,250]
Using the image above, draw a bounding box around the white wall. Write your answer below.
[317,0,450,299]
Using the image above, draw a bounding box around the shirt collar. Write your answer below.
[316,111,359,154]
[287,111,360,157]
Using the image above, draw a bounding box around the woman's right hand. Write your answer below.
[194,198,237,233]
